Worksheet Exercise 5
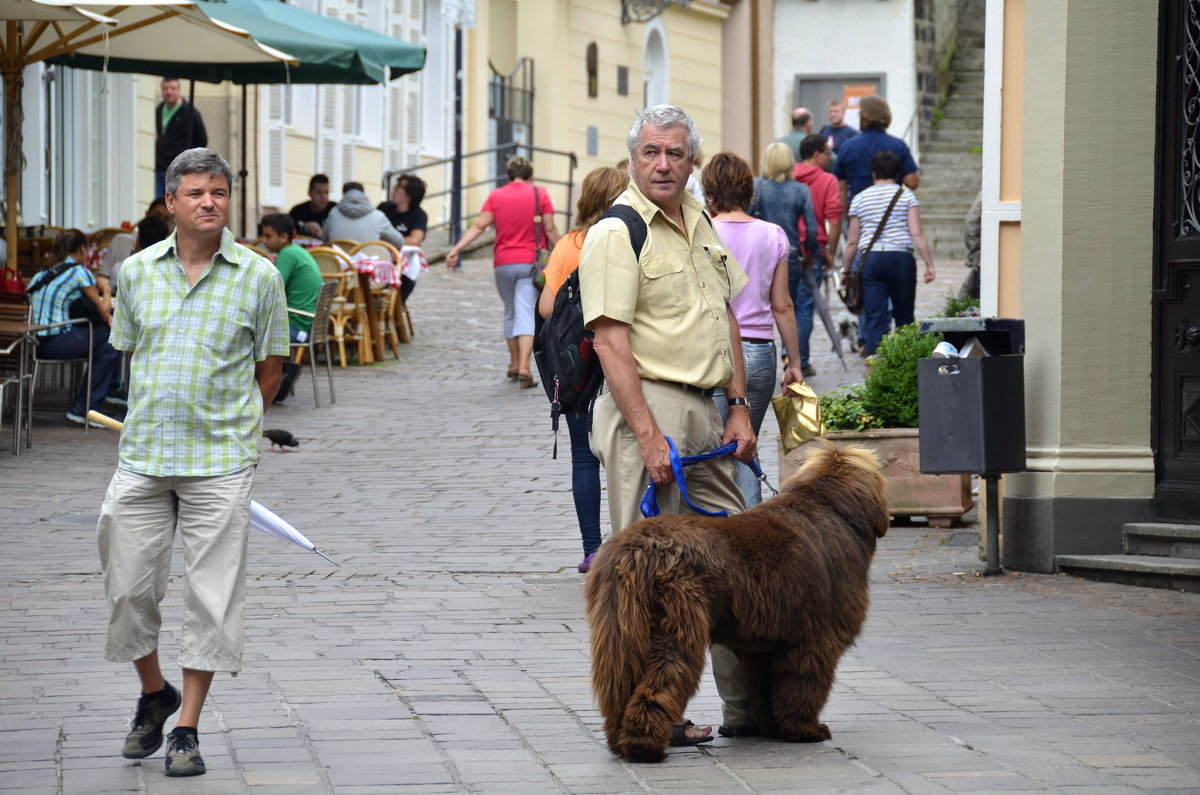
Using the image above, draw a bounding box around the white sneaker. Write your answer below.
[65,410,105,428]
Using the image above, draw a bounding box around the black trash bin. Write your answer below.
[917,318,1027,574]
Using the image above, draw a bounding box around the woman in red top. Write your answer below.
[447,156,561,388]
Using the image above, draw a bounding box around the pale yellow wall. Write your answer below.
[465,0,728,223]
[720,0,772,168]
[997,221,1020,317]
[1008,0,1156,501]
[999,0,1023,203]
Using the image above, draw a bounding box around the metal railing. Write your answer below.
[383,142,578,244]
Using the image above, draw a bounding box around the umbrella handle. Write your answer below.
[88,410,123,432]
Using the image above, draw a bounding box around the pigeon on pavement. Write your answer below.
[263,429,299,451]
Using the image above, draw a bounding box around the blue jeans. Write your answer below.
[712,339,777,507]
[565,412,602,554]
[861,250,917,354]
[36,324,122,415]
[788,255,826,368]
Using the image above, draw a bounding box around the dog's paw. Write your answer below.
[783,722,832,743]
[622,742,667,763]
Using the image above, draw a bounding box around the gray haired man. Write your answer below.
[99,148,289,776]
[580,105,757,743]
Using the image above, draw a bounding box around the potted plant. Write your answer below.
[779,297,979,526]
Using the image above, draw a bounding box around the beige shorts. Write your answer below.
[97,466,254,672]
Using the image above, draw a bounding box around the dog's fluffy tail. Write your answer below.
[586,535,714,760]
[585,544,654,740]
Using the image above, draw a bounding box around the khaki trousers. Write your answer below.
[591,379,751,726]
[97,466,254,672]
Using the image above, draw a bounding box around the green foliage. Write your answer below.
[970,145,983,154]
[819,384,884,432]
[861,324,940,428]
[940,293,980,318]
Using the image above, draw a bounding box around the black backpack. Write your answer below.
[533,205,647,457]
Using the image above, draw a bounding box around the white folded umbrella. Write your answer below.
[249,500,339,565]
[87,411,339,565]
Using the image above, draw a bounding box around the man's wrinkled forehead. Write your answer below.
[636,124,689,154]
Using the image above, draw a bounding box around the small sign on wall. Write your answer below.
[842,83,877,130]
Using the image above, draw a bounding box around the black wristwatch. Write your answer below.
[727,397,748,409]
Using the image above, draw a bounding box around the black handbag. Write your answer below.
[840,186,903,314]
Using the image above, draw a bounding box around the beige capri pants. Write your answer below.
[97,466,254,672]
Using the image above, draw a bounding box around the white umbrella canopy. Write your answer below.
[0,0,296,269]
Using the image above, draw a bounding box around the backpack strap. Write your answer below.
[596,204,712,259]
[597,205,648,260]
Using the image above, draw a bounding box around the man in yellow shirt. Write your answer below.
[580,105,757,743]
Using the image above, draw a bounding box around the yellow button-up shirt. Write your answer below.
[580,182,747,389]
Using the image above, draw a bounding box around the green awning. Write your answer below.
[49,0,425,84]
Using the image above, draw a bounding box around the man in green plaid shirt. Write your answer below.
[97,148,289,777]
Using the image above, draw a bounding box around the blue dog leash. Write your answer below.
[639,436,780,518]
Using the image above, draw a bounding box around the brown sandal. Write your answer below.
[668,721,714,747]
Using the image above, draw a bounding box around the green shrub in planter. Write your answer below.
[940,293,980,318]
[819,384,883,431]
[861,324,940,428]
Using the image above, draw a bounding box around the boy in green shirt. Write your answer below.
[259,213,323,342]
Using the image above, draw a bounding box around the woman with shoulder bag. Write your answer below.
[26,229,125,425]
[842,150,936,356]
[537,166,628,573]
[446,156,561,389]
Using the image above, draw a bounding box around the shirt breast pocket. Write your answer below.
[198,311,251,358]
[639,254,685,318]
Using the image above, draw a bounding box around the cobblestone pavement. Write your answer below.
[2,255,1198,794]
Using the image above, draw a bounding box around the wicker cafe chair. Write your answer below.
[350,240,404,358]
[287,280,337,407]
[307,246,368,367]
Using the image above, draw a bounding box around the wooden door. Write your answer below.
[1154,0,1200,519]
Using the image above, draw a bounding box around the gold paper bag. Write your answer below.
[771,382,826,454]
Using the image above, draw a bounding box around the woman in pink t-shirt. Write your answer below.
[447,156,561,388]
[702,152,804,507]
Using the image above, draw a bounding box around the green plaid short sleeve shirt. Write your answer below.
[111,229,290,476]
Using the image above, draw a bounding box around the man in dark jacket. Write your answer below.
[154,79,207,198]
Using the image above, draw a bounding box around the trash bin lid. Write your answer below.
[919,317,1025,355]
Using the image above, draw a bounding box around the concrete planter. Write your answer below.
[779,429,973,526]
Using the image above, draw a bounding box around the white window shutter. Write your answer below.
[263,85,286,207]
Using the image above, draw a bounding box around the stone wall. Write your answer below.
[913,0,964,143]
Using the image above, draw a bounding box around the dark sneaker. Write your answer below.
[105,387,128,406]
[164,729,206,777]
[801,364,817,377]
[121,683,180,759]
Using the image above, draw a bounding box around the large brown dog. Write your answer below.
[584,442,888,763]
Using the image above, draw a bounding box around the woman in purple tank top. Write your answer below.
[701,152,804,507]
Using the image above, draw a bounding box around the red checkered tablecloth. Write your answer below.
[351,255,401,287]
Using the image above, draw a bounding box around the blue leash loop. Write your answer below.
[639,436,779,518]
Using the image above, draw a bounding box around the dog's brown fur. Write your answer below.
[584,442,888,763]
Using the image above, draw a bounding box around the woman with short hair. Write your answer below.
[842,150,936,355]
[703,152,804,507]
[447,156,561,388]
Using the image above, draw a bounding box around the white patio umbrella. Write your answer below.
[86,411,339,565]
[0,0,297,270]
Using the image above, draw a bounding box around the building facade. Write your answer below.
[982,0,1200,573]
